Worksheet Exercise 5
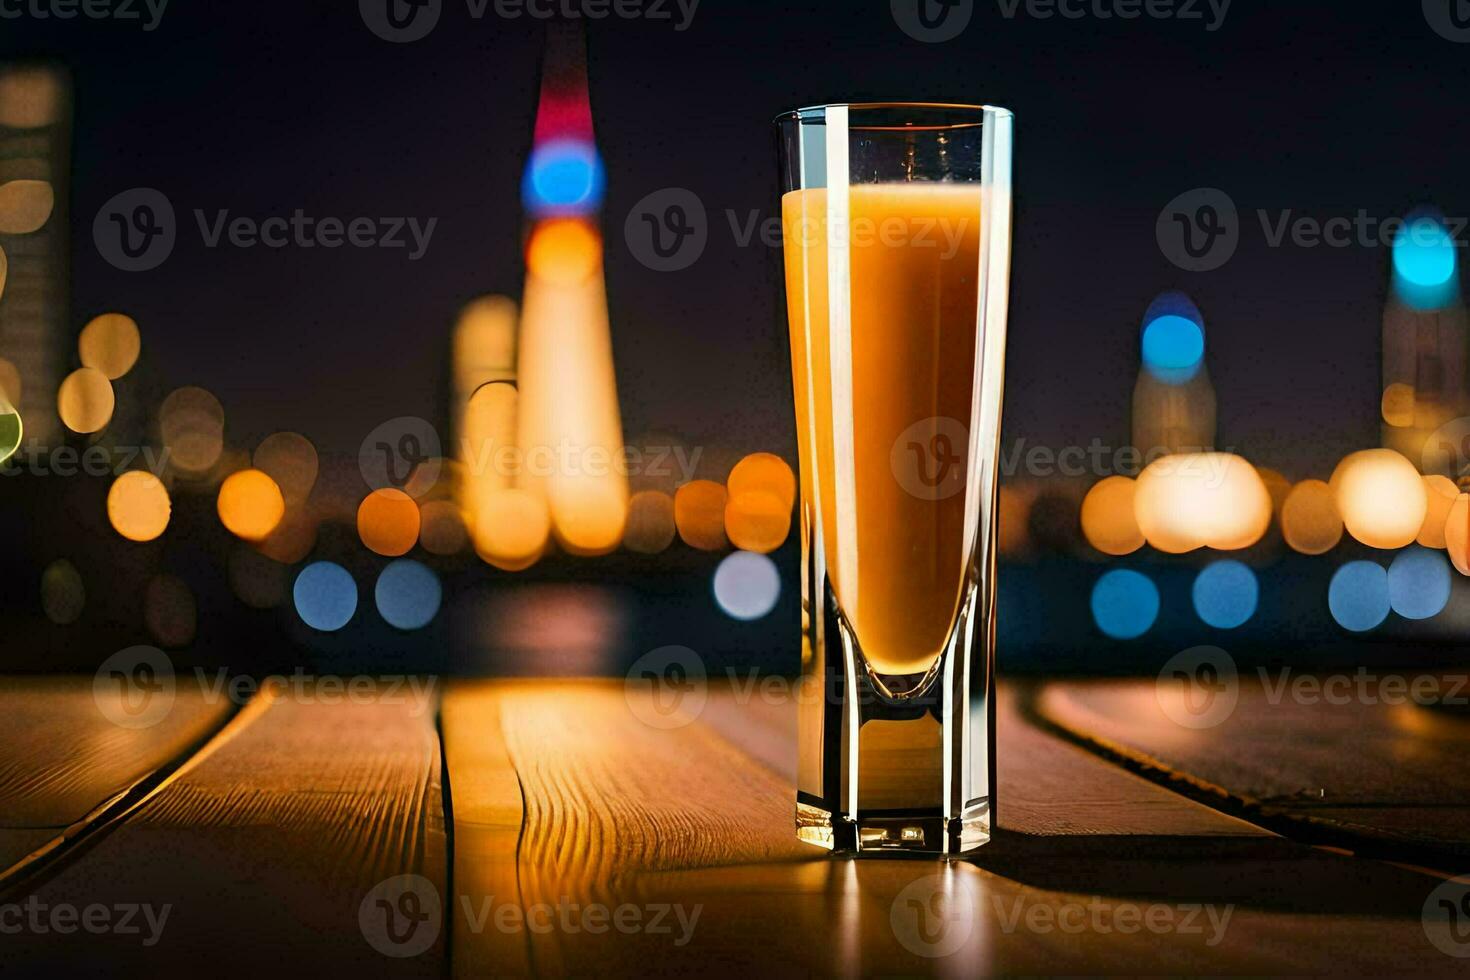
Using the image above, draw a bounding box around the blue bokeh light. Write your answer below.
[1387,546,1451,621]
[294,561,357,632]
[713,551,780,621]
[1328,561,1391,633]
[1393,211,1458,310]
[375,559,442,631]
[1090,569,1160,640]
[1142,315,1206,373]
[522,139,605,214]
[1192,560,1259,629]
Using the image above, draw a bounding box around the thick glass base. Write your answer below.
[796,799,992,857]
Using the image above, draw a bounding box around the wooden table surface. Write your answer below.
[1,674,1465,976]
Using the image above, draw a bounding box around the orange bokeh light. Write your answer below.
[357,488,421,557]
[217,469,285,542]
[526,218,601,285]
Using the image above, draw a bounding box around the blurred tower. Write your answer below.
[514,20,627,556]
[0,65,70,447]
[1131,291,1217,456]
[1381,209,1468,476]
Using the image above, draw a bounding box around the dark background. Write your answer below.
[2,1,1466,672]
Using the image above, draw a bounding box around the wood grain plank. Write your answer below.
[0,675,233,871]
[3,677,447,976]
[445,679,1455,976]
[1036,676,1470,864]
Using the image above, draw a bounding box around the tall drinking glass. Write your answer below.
[776,103,1012,855]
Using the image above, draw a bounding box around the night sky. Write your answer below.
[2,1,1465,478]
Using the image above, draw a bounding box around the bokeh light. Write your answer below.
[0,356,21,406]
[675,479,729,551]
[522,138,605,214]
[77,313,141,380]
[40,559,84,625]
[725,491,791,554]
[1133,453,1271,552]
[0,67,62,128]
[375,559,442,630]
[623,489,676,554]
[713,551,781,620]
[1328,561,1391,633]
[0,179,54,233]
[144,574,197,648]
[57,367,114,433]
[253,432,318,504]
[727,452,797,510]
[357,488,420,557]
[419,500,469,556]
[1387,546,1451,621]
[1419,475,1458,550]
[1448,494,1470,576]
[1392,210,1458,309]
[294,561,357,632]
[1141,315,1204,378]
[1281,479,1343,555]
[1080,476,1144,556]
[107,470,171,542]
[217,469,285,542]
[159,386,225,475]
[0,387,19,465]
[526,218,602,285]
[1192,560,1259,629]
[1329,449,1427,550]
[1090,569,1159,640]
[472,488,551,571]
[229,545,287,610]
[257,513,318,565]
[1381,382,1415,428]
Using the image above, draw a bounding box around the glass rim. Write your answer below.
[772,102,1010,130]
